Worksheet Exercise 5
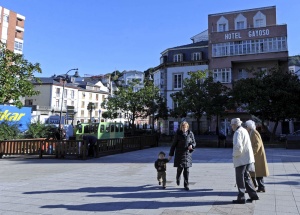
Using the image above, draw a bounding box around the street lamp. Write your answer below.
[98,109,102,122]
[59,68,78,139]
[148,74,155,134]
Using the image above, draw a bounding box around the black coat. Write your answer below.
[169,130,196,168]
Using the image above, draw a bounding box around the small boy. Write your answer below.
[154,151,169,189]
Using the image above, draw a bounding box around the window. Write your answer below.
[25,99,33,106]
[253,11,266,28]
[89,93,92,99]
[71,90,74,99]
[56,99,59,107]
[81,110,84,116]
[64,89,67,98]
[258,67,268,76]
[218,24,226,32]
[110,125,115,132]
[71,101,74,106]
[238,69,248,79]
[14,41,23,52]
[213,68,232,83]
[235,14,247,30]
[96,94,99,101]
[255,19,264,28]
[63,100,67,108]
[173,54,182,62]
[173,74,182,89]
[55,88,60,97]
[173,101,179,109]
[81,101,85,108]
[236,21,244,30]
[212,37,287,57]
[217,16,228,32]
[3,14,9,22]
[192,52,202,61]
[100,125,104,133]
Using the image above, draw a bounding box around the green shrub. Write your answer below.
[0,121,20,140]
[23,121,54,139]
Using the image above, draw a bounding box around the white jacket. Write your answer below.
[232,126,255,168]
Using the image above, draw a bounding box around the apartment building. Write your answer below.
[154,30,209,135]
[0,6,25,54]
[25,75,110,125]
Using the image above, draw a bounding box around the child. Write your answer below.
[154,151,169,189]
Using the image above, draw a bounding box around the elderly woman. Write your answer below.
[168,121,196,190]
[231,118,259,204]
[245,120,269,192]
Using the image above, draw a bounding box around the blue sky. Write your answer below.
[1,0,299,77]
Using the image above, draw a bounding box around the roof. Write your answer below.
[161,41,208,55]
[208,5,275,17]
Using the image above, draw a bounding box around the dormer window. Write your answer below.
[253,11,266,28]
[217,16,228,32]
[235,14,247,30]
[173,54,183,62]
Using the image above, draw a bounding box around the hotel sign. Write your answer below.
[224,28,270,40]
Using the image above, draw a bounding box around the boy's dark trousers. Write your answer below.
[157,171,166,186]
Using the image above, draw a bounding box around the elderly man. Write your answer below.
[231,118,259,204]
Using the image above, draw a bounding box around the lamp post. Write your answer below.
[148,74,155,134]
[98,109,102,122]
[59,68,78,139]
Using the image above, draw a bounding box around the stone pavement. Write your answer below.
[0,147,300,215]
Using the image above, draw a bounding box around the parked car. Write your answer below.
[279,130,300,141]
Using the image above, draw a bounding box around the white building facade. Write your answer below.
[154,40,209,135]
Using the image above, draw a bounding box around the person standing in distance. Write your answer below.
[245,120,269,192]
[168,121,196,191]
[231,118,259,204]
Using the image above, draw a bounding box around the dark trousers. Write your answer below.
[177,167,189,187]
[235,164,258,200]
[252,177,265,189]
[157,171,167,186]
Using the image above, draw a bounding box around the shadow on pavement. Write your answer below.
[40,200,233,212]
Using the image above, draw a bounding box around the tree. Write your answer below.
[0,42,42,107]
[101,79,163,134]
[202,75,230,135]
[231,67,300,140]
[170,70,230,134]
[170,70,207,134]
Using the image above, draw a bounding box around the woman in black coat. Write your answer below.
[169,121,196,190]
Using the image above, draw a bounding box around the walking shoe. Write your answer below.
[162,186,166,189]
[257,188,265,192]
[184,186,189,191]
[232,199,246,204]
[176,179,180,186]
[159,181,161,185]
[246,196,259,202]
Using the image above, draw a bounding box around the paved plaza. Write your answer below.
[0,147,300,215]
